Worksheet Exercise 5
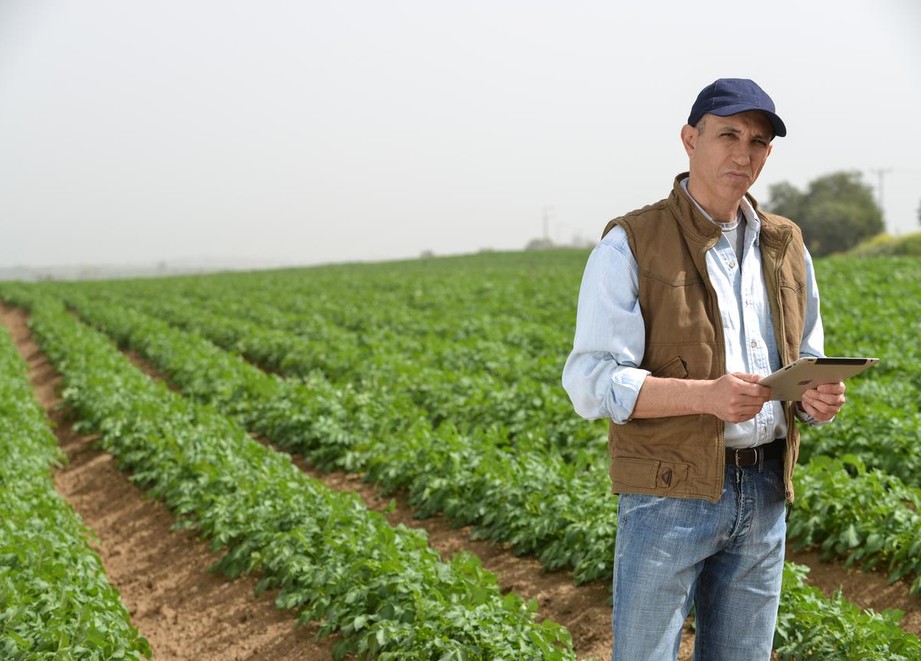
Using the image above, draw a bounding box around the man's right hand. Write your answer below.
[707,373,772,423]
[630,373,771,421]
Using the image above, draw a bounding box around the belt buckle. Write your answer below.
[734,447,758,467]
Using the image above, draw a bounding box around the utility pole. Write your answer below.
[869,167,893,231]
[542,206,553,243]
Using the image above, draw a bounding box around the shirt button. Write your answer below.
[728,260,736,269]
[750,339,758,348]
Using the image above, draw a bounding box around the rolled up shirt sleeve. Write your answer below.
[562,226,649,423]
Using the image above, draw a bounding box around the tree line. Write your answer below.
[764,170,887,257]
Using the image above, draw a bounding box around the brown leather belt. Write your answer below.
[725,438,785,467]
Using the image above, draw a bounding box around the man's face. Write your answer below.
[681,111,774,213]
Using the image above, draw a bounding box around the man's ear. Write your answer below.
[680,124,697,158]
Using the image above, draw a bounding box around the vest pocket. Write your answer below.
[612,456,690,491]
[651,355,688,379]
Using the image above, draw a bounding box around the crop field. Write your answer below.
[1,250,920,660]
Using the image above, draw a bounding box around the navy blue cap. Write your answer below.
[687,78,786,138]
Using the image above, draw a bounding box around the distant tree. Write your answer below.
[917,199,921,228]
[764,170,884,256]
[525,237,555,251]
[764,181,805,221]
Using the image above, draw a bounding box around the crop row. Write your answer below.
[47,254,921,488]
[44,277,921,597]
[54,254,601,460]
[3,251,920,658]
[797,257,921,484]
[72,257,921,593]
[10,292,576,660]
[48,287,619,585]
[3,288,920,658]
[0,318,150,660]
[135,290,594,461]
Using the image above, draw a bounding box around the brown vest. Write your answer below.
[602,174,808,502]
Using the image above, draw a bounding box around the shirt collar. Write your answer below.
[679,178,762,237]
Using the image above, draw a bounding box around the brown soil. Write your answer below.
[2,302,919,660]
[2,305,331,660]
[785,544,921,633]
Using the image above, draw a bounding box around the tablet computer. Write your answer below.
[759,357,879,401]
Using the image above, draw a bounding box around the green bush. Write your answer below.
[848,231,921,257]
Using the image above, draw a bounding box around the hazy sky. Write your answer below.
[1,0,919,270]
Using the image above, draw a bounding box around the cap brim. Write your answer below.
[709,104,787,137]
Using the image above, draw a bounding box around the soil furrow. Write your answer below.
[2,305,332,661]
[4,301,920,661]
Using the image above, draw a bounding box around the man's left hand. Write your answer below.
[800,382,846,421]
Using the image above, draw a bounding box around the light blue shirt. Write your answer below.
[562,184,826,449]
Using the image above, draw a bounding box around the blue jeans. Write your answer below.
[611,457,786,661]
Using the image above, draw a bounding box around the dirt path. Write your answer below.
[299,466,622,660]
[786,544,921,634]
[3,302,919,660]
[2,305,333,661]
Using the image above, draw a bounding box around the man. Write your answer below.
[561,78,846,660]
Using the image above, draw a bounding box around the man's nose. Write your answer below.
[731,142,752,165]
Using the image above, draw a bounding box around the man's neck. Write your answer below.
[685,181,742,224]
